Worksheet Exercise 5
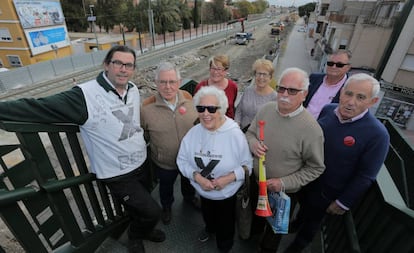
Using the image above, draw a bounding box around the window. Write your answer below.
[0,28,12,42]
[7,55,23,67]
[401,54,414,72]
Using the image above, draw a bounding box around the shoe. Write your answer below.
[144,229,166,242]
[198,229,210,242]
[161,207,171,225]
[185,197,201,210]
[128,239,145,253]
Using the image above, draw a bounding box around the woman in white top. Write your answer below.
[177,86,252,253]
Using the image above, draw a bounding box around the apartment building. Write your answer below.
[0,0,72,68]
[310,0,414,130]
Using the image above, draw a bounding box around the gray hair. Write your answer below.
[329,49,352,62]
[155,61,181,80]
[344,73,380,98]
[193,86,228,116]
[278,67,310,90]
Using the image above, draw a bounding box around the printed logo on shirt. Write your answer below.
[112,107,141,141]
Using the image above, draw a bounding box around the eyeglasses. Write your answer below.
[210,67,226,72]
[196,105,221,113]
[110,60,135,70]
[157,80,179,86]
[255,72,271,78]
[326,61,349,68]
[276,85,303,95]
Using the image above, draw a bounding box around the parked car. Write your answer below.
[297,27,306,32]
[235,32,251,45]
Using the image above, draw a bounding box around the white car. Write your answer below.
[297,27,306,32]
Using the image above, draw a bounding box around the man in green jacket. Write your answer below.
[0,45,165,253]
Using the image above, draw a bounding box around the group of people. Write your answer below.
[0,45,390,253]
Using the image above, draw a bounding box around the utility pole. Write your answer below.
[148,0,155,49]
[88,5,99,50]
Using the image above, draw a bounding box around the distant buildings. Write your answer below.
[0,0,73,67]
[309,0,414,130]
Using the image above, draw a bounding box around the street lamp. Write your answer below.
[148,0,155,49]
[88,5,99,50]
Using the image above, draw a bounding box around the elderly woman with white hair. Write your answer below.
[177,86,253,253]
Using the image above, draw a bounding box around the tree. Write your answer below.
[234,0,254,18]
[152,0,181,44]
[298,2,316,17]
[61,0,89,32]
[178,0,193,29]
[95,0,123,32]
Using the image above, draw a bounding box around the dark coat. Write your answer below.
[303,73,347,108]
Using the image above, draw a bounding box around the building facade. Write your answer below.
[0,0,72,68]
[309,0,414,130]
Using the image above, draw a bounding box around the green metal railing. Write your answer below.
[0,121,130,252]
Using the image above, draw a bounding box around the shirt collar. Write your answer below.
[334,107,368,123]
[276,104,305,118]
[162,94,178,111]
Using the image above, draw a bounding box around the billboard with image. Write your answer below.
[13,0,69,55]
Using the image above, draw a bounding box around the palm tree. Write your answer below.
[152,0,181,44]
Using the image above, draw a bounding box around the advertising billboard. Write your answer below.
[13,0,70,56]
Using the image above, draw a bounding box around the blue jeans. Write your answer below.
[104,162,161,239]
[156,165,196,208]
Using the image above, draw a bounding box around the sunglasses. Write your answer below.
[196,105,221,113]
[326,61,349,68]
[276,86,303,95]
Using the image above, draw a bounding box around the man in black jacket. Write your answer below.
[303,49,352,119]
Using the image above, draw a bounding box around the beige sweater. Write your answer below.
[141,90,198,170]
[245,102,325,193]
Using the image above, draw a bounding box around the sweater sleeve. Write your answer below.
[0,87,88,125]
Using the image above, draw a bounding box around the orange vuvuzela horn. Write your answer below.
[255,120,272,217]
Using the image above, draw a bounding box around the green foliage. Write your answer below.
[298,2,316,17]
[61,0,89,32]
[153,0,181,33]
[234,0,254,18]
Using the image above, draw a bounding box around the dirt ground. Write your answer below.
[133,22,280,97]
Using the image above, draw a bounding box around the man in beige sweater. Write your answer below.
[246,67,325,253]
[141,62,200,225]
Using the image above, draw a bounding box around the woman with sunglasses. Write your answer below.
[177,86,252,253]
[193,55,238,119]
[235,59,277,132]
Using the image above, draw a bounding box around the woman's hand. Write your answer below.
[211,172,236,190]
[194,173,216,191]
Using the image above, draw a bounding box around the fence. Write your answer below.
[0,22,233,94]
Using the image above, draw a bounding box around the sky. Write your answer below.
[267,0,315,7]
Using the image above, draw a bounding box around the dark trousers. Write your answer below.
[250,174,299,253]
[104,163,161,240]
[156,166,196,208]
[292,180,332,248]
[201,195,236,252]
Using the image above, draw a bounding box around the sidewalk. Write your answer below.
[274,20,319,80]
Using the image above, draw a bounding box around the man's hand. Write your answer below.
[253,140,268,158]
[267,178,283,192]
[326,201,346,215]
